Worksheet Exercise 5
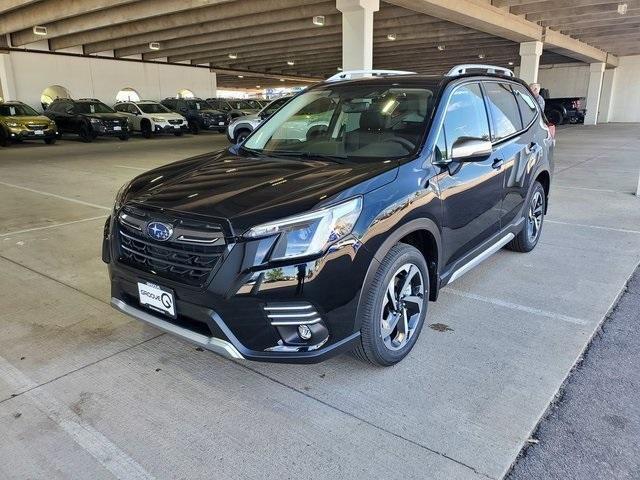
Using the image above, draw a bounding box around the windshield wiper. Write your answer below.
[267,151,349,164]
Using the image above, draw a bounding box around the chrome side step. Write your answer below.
[447,233,515,284]
[111,297,244,359]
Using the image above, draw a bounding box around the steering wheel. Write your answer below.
[382,137,415,152]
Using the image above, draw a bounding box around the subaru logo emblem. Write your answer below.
[147,222,173,242]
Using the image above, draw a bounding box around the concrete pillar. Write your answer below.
[0,53,17,101]
[336,0,380,71]
[584,62,605,126]
[597,68,616,124]
[518,41,543,84]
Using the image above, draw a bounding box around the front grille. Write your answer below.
[26,124,47,130]
[168,119,182,125]
[116,206,227,287]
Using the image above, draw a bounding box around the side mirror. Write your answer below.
[450,137,492,161]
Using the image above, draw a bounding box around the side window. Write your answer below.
[483,82,522,141]
[114,104,125,112]
[128,104,139,114]
[512,84,538,127]
[443,83,490,149]
[163,100,175,110]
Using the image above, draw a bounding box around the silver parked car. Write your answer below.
[226,96,292,143]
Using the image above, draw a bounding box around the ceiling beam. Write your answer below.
[0,0,41,15]
[527,3,640,23]
[209,67,321,83]
[544,28,616,65]
[10,0,235,46]
[81,1,335,54]
[0,0,137,36]
[52,0,330,51]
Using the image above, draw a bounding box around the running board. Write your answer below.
[447,233,515,284]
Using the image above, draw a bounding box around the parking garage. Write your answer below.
[1,2,640,479]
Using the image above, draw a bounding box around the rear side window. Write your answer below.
[483,82,522,141]
[443,83,490,148]
[512,84,538,127]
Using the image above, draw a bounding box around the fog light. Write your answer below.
[298,325,312,340]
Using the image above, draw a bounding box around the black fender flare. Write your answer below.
[352,218,443,333]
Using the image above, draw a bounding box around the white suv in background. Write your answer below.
[114,101,188,138]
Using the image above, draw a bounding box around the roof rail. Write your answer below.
[446,64,514,77]
[326,69,416,82]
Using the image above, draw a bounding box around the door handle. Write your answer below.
[492,158,504,169]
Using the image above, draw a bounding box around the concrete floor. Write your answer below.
[0,125,639,480]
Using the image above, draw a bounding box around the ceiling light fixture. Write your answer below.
[256,85,261,89]
[337,67,343,71]
[237,75,244,78]
[478,53,486,59]
[287,60,295,66]
[387,33,397,41]
[280,78,285,82]
[508,61,514,66]
[33,25,47,36]
[312,15,326,26]
[618,3,628,14]
[437,44,445,51]
[149,42,160,50]
[228,53,238,59]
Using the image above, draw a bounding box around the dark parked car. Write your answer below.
[105,65,554,366]
[543,95,585,125]
[160,97,228,134]
[206,98,263,120]
[44,98,130,142]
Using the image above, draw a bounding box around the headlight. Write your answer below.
[244,197,362,261]
[90,118,102,125]
[113,181,130,212]
[7,121,21,128]
[151,117,164,122]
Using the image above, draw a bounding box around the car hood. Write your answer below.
[81,113,127,121]
[124,149,398,233]
[147,112,184,120]
[4,115,53,125]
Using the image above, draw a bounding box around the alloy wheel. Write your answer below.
[380,263,424,351]
[527,190,544,243]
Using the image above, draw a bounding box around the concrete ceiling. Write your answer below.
[0,0,634,89]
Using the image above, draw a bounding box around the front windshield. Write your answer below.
[76,102,114,114]
[228,99,260,110]
[0,104,40,116]
[244,84,436,161]
[262,97,290,116]
[185,100,210,110]
[138,103,171,114]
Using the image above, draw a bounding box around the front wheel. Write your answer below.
[44,137,56,145]
[141,121,153,139]
[0,129,10,147]
[119,134,129,141]
[189,122,200,135]
[79,124,93,143]
[353,243,429,366]
[506,181,546,253]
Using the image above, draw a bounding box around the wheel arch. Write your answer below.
[534,169,551,213]
[353,218,442,333]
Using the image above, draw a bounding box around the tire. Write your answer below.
[79,124,93,143]
[353,243,429,366]
[44,137,56,145]
[189,121,200,135]
[174,131,184,137]
[141,120,153,139]
[547,109,563,125]
[506,181,546,253]
[119,134,129,141]
[217,128,226,133]
[234,128,251,144]
[0,128,10,147]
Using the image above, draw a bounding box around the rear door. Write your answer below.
[482,81,534,228]
[435,82,504,269]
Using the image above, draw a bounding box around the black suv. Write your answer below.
[160,97,228,134]
[105,66,554,366]
[45,99,130,142]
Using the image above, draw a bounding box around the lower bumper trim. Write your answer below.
[111,297,245,360]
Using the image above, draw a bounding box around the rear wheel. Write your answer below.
[217,128,225,133]
[506,181,546,253]
[353,243,429,366]
[141,120,153,138]
[547,109,563,125]
[174,131,184,136]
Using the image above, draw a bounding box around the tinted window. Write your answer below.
[443,83,490,149]
[75,102,114,114]
[0,104,39,116]
[512,84,538,127]
[483,82,522,141]
[138,103,170,114]
[49,102,67,113]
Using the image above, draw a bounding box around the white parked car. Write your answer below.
[114,101,188,138]
[226,96,292,143]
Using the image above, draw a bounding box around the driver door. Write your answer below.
[434,82,504,270]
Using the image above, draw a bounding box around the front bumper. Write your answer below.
[8,127,57,140]
[105,213,371,363]
[154,122,188,133]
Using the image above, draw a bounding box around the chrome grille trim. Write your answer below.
[263,302,322,326]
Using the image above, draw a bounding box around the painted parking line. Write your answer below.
[0,215,108,237]
[0,181,110,211]
[115,165,151,171]
[553,185,625,194]
[443,289,589,326]
[0,355,156,480]
[546,220,640,235]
